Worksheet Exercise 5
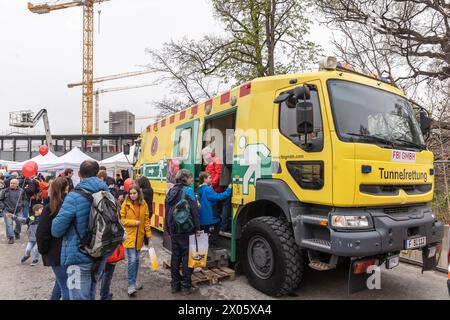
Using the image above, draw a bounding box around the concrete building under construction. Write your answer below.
[108,111,135,134]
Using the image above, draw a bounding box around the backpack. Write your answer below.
[171,189,195,235]
[38,182,49,201]
[72,188,125,259]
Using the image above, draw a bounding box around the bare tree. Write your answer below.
[145,0,321,115]
[317,0,450,81]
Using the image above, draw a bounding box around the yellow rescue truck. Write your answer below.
[133,57,444,295]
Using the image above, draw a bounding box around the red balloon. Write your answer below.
[39,145,49,156]
[22,161,38,178]
[124,178,135,192]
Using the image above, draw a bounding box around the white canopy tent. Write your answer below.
[45,147,95,186]
[99,145,134,177]
[8,151,60,172]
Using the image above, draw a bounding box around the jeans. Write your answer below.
[220,198,232,232]
[126,249,140,287]
[4,213,22,239]
[66,260,106,300]
[22,204,29,219]
[201,223,221,247]
[170,234,192,290]
[24,241,39,262]
[50,266,69,300]
[100,263,116,300]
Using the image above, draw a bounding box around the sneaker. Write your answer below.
[14,232,20,240]
[171,287,181,294]
[21,255,30,264]
[8,238,14,245]
[127,285,137,296]
[181,287,198,296]
[135,283,143,290]
[30,260,38,266]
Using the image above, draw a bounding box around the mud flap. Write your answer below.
[448,280,450,298]
[348,258,375,294]
[421,246,438,273]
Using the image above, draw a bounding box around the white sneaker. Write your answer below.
[128,285,137,296]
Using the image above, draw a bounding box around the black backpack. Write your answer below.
[72,188,125,259]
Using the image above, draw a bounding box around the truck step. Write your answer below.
[308,260,337,271]
[301,239,332,253]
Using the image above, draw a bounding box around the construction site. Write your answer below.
[0,0,449,306]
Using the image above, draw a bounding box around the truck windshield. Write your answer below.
[327,80,425,150]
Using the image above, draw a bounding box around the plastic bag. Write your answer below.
[188,232,208,269]
[149,246,159,271]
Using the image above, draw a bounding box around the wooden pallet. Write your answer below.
[163,260,235,287]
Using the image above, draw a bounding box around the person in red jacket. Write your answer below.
[205,152,224,193]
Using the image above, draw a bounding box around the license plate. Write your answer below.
[404,236,426,249]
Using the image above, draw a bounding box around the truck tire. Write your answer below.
[240,216,304,296]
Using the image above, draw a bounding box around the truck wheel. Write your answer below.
[240,216,304,296]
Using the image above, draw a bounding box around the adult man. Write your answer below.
[62,169,74,191]
[19,174,39,219]
[0,179,25,244]
[99,166,116,188]
[52,160,109,300]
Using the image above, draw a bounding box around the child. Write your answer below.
[8,204,43,266]
[197,172,232,248]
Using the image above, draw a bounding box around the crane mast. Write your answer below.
[28,0,110,135]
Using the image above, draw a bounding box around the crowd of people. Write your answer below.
[0,153,233,300]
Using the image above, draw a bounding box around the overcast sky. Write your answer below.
[0,0,335,135]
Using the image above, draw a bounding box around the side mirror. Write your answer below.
[293,85,311,100]
[123,144,131,155]
[419,111,433,135]
[297,101,314,134]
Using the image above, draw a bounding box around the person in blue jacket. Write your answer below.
[197,171,232,248]
[51,160,109,300]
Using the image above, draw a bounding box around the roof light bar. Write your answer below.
[319,56,338,70]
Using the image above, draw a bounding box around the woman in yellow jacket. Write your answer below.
[120,184,151,296]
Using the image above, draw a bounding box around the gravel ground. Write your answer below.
[0,219,448,300]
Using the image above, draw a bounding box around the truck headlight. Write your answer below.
[331,215,370,229]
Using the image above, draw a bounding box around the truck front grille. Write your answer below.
[360,184,432,196]
[383,206,410,215]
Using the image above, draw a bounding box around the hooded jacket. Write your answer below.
[51,177,109,267]
[164,184,200,236]
[120,198,151,250]
[197,184,232,226]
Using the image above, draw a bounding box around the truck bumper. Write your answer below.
[329,205,444,257]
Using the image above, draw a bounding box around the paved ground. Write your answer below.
[0,219,448,300]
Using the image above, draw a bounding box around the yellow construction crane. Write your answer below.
[93,83,156,134]
[67,70,154,88]
[28,0,110,135]
[68,70,155,133]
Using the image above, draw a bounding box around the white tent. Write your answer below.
[99,145,134,176]
[43,147,95,186]
[50,147,94,169]
[8,151,60,172]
